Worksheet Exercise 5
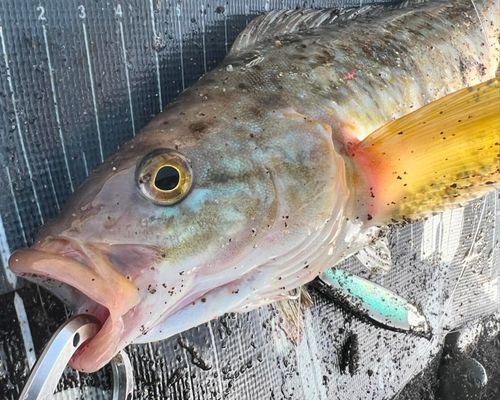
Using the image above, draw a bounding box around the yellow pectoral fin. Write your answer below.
[353,77,500,225]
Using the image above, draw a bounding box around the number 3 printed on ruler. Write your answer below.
[78,5,86,19]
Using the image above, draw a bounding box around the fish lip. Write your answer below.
[8,237,141,372]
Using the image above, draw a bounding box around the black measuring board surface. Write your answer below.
[0,1,499,399]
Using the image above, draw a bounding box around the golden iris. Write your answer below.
[136,149,192,205]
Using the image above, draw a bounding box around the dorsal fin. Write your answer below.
[229,2,428,54]
[229,8,344,54]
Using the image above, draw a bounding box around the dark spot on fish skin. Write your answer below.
[458,56,469,85]
[189,122,208,134]
[248,106,262,118]
[257,93,286,108]
[398,131,403,135]
[478,62,487,77]
[314,49,336,65]
[367,214,373,221]
[163,120,169,125]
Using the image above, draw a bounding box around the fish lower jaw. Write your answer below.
[8,245,141,372]
[69,312,124,372]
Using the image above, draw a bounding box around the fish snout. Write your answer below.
[8,238,142,372]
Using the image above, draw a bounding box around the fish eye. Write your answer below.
[136,149,192,205]
[155,166,180,191]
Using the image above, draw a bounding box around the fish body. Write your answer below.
[8,0,500,372]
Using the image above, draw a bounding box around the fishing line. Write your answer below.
[395,198,487,397]
[297,285,302,343]
[470,0,490,47]
[394,3,493,390]
[434,200,486,351]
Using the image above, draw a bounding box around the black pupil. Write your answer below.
[155,166,180,191]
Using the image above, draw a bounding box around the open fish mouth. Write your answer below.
[8,238,142,372]
[8,238,229,372]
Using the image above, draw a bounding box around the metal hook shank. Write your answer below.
[19,314,100,400]
[111,350,134,400]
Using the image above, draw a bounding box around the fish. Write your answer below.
[316,74,500,337]
[8,0,499,373]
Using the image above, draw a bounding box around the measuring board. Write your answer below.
[1,1,499,399]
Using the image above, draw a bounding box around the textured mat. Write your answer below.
[0,1,498,399]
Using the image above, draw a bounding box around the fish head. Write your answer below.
[8,87,346,372]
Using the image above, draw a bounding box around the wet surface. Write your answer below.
[1,252,500,399]
[0,1,499,399]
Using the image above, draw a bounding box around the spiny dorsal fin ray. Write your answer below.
[230,8,344,54]
[229,1,428,55]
